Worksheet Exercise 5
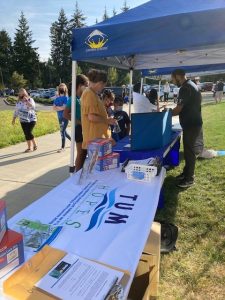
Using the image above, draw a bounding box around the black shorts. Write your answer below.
[75,124,83,143]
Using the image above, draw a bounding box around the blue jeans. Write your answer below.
[59,117,71,149]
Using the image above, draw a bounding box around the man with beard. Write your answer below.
[171,69,203,188]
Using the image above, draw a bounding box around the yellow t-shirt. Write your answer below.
[81,88,111,149]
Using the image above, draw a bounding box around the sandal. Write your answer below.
[33,145,38,151]
[24,149,31,153]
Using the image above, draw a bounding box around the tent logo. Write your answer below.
[148,69,157,74]
[85,29,108,51]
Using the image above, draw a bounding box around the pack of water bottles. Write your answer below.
[87,138,120,172]
[87,138,112,157]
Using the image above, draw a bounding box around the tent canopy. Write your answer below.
[72,0,225,70]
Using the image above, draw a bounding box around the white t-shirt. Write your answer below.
[163,84,170,93]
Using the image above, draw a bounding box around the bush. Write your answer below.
[5,96,17,105]
[35,97,53,105]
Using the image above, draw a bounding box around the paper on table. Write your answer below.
[35,253,124,300]
[13,218,62,252]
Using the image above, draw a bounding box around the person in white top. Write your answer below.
[12,88,37,152]
[163,82,170,102]
[173,86,180,103]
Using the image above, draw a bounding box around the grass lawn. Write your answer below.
[0,110,59,148]
[157,102,225,299]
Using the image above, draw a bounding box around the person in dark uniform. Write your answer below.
[171,69,203,188]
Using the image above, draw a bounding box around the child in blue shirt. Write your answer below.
[53,83,71,152]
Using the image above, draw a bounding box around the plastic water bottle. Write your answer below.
[113,121,121,134]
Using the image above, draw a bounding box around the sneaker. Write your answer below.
[176,179,195,188]
[57,148,65,153]
[175,173,185,181]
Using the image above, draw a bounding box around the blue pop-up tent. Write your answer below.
[70,0,225,172]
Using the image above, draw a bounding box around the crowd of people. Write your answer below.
[12,69,131,172]
[12,68,224,188]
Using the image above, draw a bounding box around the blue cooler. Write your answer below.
[131,110,172,150]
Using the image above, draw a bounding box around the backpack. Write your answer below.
[159,222,178,254]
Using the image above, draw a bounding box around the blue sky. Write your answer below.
[1,0,147,61]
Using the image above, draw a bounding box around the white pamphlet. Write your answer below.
[35,253,124,300]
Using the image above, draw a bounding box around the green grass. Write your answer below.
[157,102,225,299]
[0,110,59,148]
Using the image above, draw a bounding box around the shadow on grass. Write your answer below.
[155,175,182,223]
[4,165,70,219]
[155,151,184,223]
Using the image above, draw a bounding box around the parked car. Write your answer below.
[198,82,213,92]
[211,82,225,96]
[145,84,176,101]
[29,90,41,98]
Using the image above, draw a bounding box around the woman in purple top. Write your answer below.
[53,83,71,152]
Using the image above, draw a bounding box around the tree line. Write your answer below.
[0,1,141,91]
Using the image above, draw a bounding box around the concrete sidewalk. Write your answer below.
[0,131,72,218]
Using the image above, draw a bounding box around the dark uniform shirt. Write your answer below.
[177,80,203,129]
[217,81,224,91]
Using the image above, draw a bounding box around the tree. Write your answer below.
[10,71,27,90]
[50,9,71,83]
[108,67,118,86]
[0,30,13,87]
[69,2,86,29]
[112,8,117,16]
[13,12,40,88]
[103,6,109,20]
[121,0,130,12]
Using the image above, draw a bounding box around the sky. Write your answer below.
[1,0,147,61]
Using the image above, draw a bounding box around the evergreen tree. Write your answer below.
[70,2,86,29]
[10,71,28,89]
[112,8,117,16]
[103,6,109,20]
[50,9,71,83]
[0,30,13,87]
[108,67,118,86]
[13,12,40,88]
[121,0,130,12]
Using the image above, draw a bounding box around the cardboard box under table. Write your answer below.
[131,110,172,151]
[128,221,161,300]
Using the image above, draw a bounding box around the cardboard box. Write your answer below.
[95,152,120,171]
[128,222,161,300]
[0,229,24,278]
[131,110,172,150]
[88,138,112,157]
[0,200,7,243]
